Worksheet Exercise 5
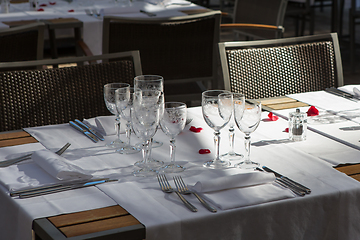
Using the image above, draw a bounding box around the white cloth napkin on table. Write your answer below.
[83,115,126,135]
[190,172,295,210]
[32,149,92,181]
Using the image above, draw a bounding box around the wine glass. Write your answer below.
[202,90,233,169]
[115,87,140,154]
[234,101,262,169]
[134,75,164,149]
[104,83,129,148]
[159,102,187,173]
[221,93,245,161]
[131,89,163,177]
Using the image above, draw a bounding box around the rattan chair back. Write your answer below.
[0,22,45,63]
[0,51,142,132]
[219,33,343,99]
[102,11,221,103]
[232,0,288,39]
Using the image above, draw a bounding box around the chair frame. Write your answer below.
[102,11,221,100]
[0,22,45,61]
[219,33,344,98]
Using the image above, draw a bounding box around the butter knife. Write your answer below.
[69,121,98,143]
[75,119,104,141]
[262,166,311,194]
[325,87,359,102]
[17,179,117,198]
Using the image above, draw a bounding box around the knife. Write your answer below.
[262,166,311,194]
[75,119,104,141]
[69,121,98,143]
[16,179,118,198]
[325,87,359,102]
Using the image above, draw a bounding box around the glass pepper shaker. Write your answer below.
[289,108,307,141]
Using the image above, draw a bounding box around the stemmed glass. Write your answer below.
[234,101,262,169]
[104,83,129,148]
[160,102,187,173]
[202,90,233,169]
[131,89,163,177]
[115,87,140,154]
[221,93,245,161]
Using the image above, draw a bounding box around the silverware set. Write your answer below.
[157,174,217,213]
[0,142,71,168]
[69,119,104,142]
[325,87,359,102]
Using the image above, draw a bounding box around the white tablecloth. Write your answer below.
[1,105,360,240]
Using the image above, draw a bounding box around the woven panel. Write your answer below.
[226,41,336,99]
[0,30,39,62]
[0,61,135,132]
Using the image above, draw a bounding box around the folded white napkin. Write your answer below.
[32,149,92,181]
[83,115,126,136]
[190,172,294,210]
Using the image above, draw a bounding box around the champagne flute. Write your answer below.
[202,90,233,169]
[115,87,140,154]
[104,83,129,148]
[132,89,163,177]
[160,102,187,173]
[234,101,262,169]
[221,93,245,161]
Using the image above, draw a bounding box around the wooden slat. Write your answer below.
[335,164,360,176]
[59,215,142,238]
[2,19,38,27]
[261,97,297,105]
[0,131,38,147]
[350,174,360,182]
[266,101,309,110]
[0,131,32,141]
[48,205,129,228]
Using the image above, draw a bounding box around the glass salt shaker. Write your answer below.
[289,108,307,141]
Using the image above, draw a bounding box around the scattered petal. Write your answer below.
[199,149,211,154]
[284,128,289,133]
[190,126,203,133]
[68,9,74,12]
[268,112,279,121]
[40,3,47,6]
[307,106,319,116]
[49,1,56,5]
[37,8,44,11]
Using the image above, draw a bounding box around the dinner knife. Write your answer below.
[262,166,311,194]
[17,179,118,198]
[75,119,104,141]
[69,121,98,143]
[325,87,359,102]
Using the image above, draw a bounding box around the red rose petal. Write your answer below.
[199,149,211,154]
[190,126,203,133]
[37,8,44,11]
[68,9,74,12]
[40,3,47,6]
[284,128,289,133]
[307,106,319,116]
[49,1,56,5]
[268,112,279,121]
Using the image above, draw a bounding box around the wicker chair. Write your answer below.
[0,51,142,132]
[221,0,288,40]
[102,11,221,104]
[0,22,45,63]
[219,33,344,99]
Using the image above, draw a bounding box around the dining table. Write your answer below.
[1,85,360,239]
[0,0,210,56]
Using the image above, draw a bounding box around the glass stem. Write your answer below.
[125,121,131,146]
[170,138,176,163]
[142,139,151,167]
[116,114,121,142]
[228,127,235,155]
[244,134,251,163]
[148,137,154,160]
[214,130,221,161]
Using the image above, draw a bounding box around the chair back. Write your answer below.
[102,11,221,102]
[0,22,45,62]
[219,33,343,99]
[0,51,142,132]
[232,0,288,39]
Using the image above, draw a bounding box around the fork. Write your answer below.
[0,143,71,168]
[157,174,197,212]
[173,176,217,213]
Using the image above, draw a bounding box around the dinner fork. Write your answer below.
[0,143,71,168]
[173,176,217,213]
[157,174,197,212]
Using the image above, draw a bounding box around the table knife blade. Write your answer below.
[262,166,311,194]
[69,121,98,143]
[75,119,104,141]
[325,87,358,102]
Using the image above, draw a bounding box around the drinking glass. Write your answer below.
[115,87,140,154]
[221,93,245,161]
[160,102,187,173]
[202,90,233,169]
[104,83,129,148]
[134,75,164,148]
[234,101,262,169]
[131,90,163,177]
